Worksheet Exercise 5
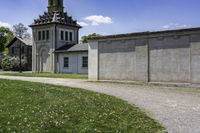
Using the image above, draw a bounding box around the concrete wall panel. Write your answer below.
[149,36,190,82]
[191,39,200,83]
[135,43,148,82]
[98,40,136,80]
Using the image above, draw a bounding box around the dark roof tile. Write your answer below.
[30,11,81,28]
[55,43,88,52]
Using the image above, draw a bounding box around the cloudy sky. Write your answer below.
[0,0,200,37]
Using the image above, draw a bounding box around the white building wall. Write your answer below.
[88,42,99,80]
[57,52,88,74]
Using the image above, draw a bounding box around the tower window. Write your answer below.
[46,30,49,40]
[42,31,45,40]
[64,57,69,68]
[38,31,41,41]
[61,31,64,40]
[69,32,73,41]
[65,31,68,41]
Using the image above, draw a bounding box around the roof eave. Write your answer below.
[29,22,82,28]
[89,27,200,41]
[54,50,88,53]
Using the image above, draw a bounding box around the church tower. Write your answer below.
[30,0,81,73]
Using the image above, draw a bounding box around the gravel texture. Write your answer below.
[0,76,200,133]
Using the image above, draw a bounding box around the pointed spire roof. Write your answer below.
[30,11,81,28]
[30,0,81,28]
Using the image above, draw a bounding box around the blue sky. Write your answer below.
[0,0,200,37]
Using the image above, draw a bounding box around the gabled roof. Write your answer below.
[30,11,81,28]
[6,37,32,48]
[67,43,88,52]
[55,43,88,53]
[56,43,75,51]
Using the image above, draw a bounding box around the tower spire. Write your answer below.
[48,0,64,12]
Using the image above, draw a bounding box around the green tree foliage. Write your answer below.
[13,23,30,39]
[1,56,13,71]
[1,56,27,71]
[81,33,101,43]
[0,61,2,69]
[0,27,14,53]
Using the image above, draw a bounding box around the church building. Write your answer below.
[30,0,88,74]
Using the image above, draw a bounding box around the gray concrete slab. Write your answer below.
[0,76,200,133]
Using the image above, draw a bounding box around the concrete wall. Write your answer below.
[88,30,200,84]
[88,42,99,80]
[98,40,136,80]
[135,40,149,82]
[191,34,200,83]
[149,35,190,83]
[57,52,88,74]
[32,24,55,73]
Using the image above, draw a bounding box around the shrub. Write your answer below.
[1,56,13,71]
[1,56,27,71]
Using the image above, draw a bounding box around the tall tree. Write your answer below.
[81,33,101,43]
[0,27,14,53]
[13,23,30,39]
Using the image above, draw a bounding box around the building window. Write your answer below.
[69,32,73,41]
[64,57,69,68]
[42,31,45,40]
[21,46,24,54]
[82,56,88,68]
[61,31,64,40]
[65,31,68,41]
[46,30,49,40]
[38,31,41,40]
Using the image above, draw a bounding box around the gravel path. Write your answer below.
[0,76,200,133]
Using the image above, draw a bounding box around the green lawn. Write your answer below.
[0,72,88,79]
[0,79,165,133]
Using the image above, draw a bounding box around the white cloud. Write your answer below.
[0,21,12,29]
[84,15,113,26]
[162,23,190,30]
[77,21,89,27]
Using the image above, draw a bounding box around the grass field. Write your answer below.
[0,72,88,79]
[0,79,165,133]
